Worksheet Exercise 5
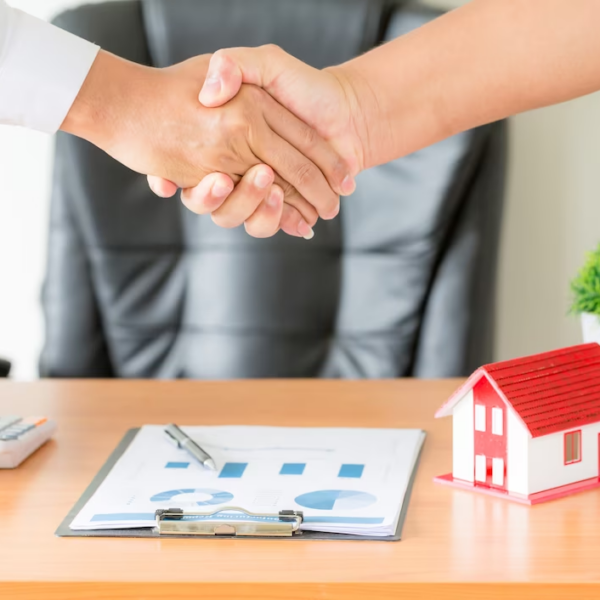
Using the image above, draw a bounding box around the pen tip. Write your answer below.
[205,459,216,471]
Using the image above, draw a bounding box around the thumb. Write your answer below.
[199,51,243,107]
[199,45,304,108]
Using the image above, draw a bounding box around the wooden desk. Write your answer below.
[1,380,599,600]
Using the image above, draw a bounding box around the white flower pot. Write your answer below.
[581,312,600,344]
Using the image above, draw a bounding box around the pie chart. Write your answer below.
[295,490,377,511]
[150,488,233,506]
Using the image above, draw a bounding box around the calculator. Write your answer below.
[0,416,57,468]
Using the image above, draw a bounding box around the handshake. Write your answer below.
[60,0,594,241]
[63,45,372,240]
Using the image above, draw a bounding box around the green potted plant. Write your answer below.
[571,243,600,343]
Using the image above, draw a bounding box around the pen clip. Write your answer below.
[163,428,181,448]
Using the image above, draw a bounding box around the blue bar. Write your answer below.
[338,464,364,478]
[280,463,306,475]
[219,462,248,478]
[165,462,190,469]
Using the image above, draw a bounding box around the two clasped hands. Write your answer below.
[63,46,366,240]
[61,0,600,240]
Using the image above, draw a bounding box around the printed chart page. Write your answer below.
[70,425,425,536]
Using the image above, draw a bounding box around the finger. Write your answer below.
[278,202,315,240]
[244,185,284,239]
[264,96,353,203]
[272,173,318,228]
[147,175,179,198]
[180,173,234,215]
[256,124,340,221]
[211,164,274,229]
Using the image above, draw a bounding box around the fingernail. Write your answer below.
[297,219,315,240]
[255,170,272,189]
[341,175,356,196]
[267,188,281,208]
[201,75,221,99]
[212,180,232,198]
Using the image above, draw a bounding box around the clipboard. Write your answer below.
[56,428,423,541]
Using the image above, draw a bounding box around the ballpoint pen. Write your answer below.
[164,423,216,471]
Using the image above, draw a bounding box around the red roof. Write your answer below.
[436,343,600,437]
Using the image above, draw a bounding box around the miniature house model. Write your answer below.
[435,343,600,504]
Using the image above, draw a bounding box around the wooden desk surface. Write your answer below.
[1,379,600,600]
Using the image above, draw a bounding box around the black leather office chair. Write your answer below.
[40,0,507,379]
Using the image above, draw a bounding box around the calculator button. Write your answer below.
[0,434,18,441]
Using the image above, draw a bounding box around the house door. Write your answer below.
[473,378,507,490]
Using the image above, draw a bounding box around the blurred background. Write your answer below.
[1,0,600,379]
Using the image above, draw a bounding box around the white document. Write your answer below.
[70,425,425,537]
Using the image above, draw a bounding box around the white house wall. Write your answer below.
[528,421,600,494]
[452,389,474,482]
[506,408,529,495]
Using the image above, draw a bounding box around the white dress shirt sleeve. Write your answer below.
[0,0,100,133]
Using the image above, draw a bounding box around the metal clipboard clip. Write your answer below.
[155,507,304,537]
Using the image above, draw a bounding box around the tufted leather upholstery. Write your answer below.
[40,0,507,379]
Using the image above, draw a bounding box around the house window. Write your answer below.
[492,407,503,436]
[475,404,486,432]
[564,430,582,464]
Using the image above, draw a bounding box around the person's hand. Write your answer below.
[199,45,367,176]
[156,45,368,234]
[148,164,308,239]
[61,50,353,238]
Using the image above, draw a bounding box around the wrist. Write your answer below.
[60,50,146,150]
[326,62,385,172]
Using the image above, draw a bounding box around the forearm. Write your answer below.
[336,0,600,168]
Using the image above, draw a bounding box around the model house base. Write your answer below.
[434,473,600,505]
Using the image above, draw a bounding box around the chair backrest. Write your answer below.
[41,0,507,379]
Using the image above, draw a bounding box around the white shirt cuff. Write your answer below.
[0,9,100,134]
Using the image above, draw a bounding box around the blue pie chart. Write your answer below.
[150,488,233,506]
[295,490,377,511]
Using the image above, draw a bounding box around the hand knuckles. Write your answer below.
[299,125,318,151]
[261,43,284,59]
[293,162,321,191]
[208,101,247,135]
[218,110,250,138]
[212,48,229,63]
